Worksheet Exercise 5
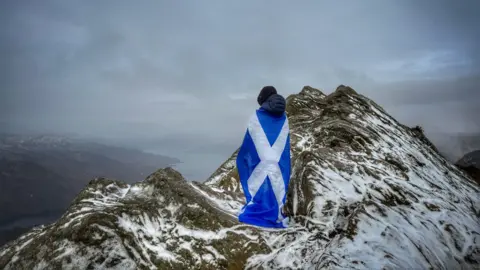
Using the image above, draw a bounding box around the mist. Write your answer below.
[1,0,479,180]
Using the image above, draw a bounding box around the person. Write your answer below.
[236,86,291,228]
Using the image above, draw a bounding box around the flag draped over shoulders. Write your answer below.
[236,108,291,228]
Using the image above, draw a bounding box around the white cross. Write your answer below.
[245,113,289,222]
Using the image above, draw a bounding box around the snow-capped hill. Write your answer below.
[1,85,479,270]
[0,168,271,269]
[208,85,480,269]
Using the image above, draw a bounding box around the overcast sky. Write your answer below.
[1,0,479,179]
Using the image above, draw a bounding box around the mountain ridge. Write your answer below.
[1,85,479,270]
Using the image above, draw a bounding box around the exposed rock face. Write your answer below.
[1,85,479,270]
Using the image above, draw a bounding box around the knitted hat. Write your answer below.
[257,86,277,105]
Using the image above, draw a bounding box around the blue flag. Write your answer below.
[236,107,291,228]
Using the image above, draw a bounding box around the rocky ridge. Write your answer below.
[1,85,479,270]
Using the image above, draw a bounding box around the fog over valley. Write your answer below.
[1,0,480,193]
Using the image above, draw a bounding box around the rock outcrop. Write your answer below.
[1,85,479,270]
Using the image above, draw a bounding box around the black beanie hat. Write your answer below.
[257,86,277,105]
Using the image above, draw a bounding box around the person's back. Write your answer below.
[236,86,291,228]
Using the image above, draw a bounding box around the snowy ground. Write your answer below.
[1,85,479,270]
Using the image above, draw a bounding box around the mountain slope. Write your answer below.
[0,134,180,177]
[206,85,480,269]
[0,168,270,269]
[1,85,479,270]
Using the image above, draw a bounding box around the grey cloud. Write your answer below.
[1,0,480,179]
[376,83,480,134]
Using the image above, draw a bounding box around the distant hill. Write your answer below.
[0,134,179,245]
[456,149,480,184]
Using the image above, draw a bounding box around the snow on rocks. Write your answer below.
[1,85,479,270]
[0,169,270,269]
[209,85,480,269]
